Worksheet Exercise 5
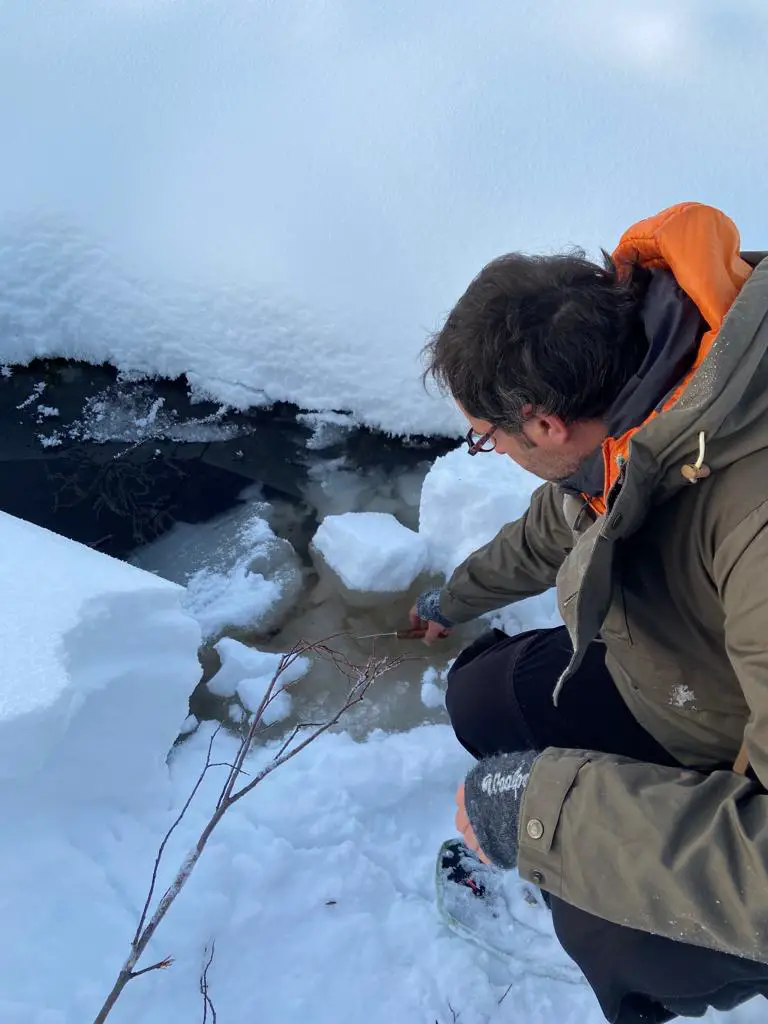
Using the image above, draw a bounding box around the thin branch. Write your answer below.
[130,956,174,979]
[497,983,514,1006]
[93,638,400,1024]
[200,942,217,1024]
[132,726,221,945]
[227,661,402,808]
[214,645,304,811]
[209,762,250,776]
[274,721,329,761]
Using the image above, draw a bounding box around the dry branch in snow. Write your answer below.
[92,637,401,1024]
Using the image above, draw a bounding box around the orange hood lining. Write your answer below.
[586,203,752,516]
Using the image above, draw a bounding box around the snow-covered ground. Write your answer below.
[0,452,763,1023]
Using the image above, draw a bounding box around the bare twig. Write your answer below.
[132,727,221,946]
[497,983,514,1006]
[274,722,325,760]
[131,956,174,979]
[208,762,251,776]
[436,1004,460,1024]
[92,638,401,1024]
[200,942,217,1024]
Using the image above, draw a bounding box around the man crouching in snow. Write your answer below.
[411,203,768,1023]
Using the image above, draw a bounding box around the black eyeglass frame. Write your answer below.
[465,427,497,455]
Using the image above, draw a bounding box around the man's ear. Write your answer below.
[527,413,570,446]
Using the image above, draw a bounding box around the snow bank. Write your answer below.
[0,512,201,806]
[419,448,538,577]
[313,511,427,592]
[0,510,754,1022]
[0,220,461,438]
[3,721,742,1024]
[419,448,561,631]
[3,6,766,438]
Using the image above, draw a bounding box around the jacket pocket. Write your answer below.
[600,579,632,644]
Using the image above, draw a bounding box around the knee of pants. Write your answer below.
[445,646,531,759]
[444,658,501,758]
[444,659,472,738]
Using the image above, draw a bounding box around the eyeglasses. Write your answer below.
[465,426,497,455]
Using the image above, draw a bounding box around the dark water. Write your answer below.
[1,358,475,738]
[0,358,455,556]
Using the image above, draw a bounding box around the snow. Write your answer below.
[302,459,428,529]
[35,404,59,419]
[0,511,200,798]
[179,714,199,736]
[208,637,309,722]
[2,3,768,1010]
[421,665,450,709]
[0,502,759,1024]
[418,448,561,631]
[2,719,756,1024]
[2,7,768,438]
[15,380,46,410]
[133,504,304,640]
[297,410,357,450]
[0,219,460,438]
[313,511,428,592]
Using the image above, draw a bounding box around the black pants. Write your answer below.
[446,627,768,1024]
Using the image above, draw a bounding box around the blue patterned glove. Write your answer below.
[415,588,454,629]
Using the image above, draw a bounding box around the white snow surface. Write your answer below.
[209,637,309,722]
[0,500,760,1022]
[3,5,768,437]
[313,511,428,592]
[418,448,561,631]
[133,504,304,640]
[0,511,200,798]
[0,220,461,437]
[421,665,449,709]
[3,722,759,1024]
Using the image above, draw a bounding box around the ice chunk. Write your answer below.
[0,512,201,806]
[209,637,309,722]
[133,504,304,640]
[312,512,427,592]
[420,666,447,709]
[297,410,356,450]
[420,680,444,709]
[419,447,538,578]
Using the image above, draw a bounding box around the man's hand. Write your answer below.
[409,605,451,645]
[411,587,454,645]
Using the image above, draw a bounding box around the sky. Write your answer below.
[1,1,767,431]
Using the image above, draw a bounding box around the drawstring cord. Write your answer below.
[681,431,710,482]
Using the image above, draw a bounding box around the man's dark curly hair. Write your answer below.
[423,249,651,431]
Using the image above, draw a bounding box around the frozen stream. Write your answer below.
[133,452,485,740]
